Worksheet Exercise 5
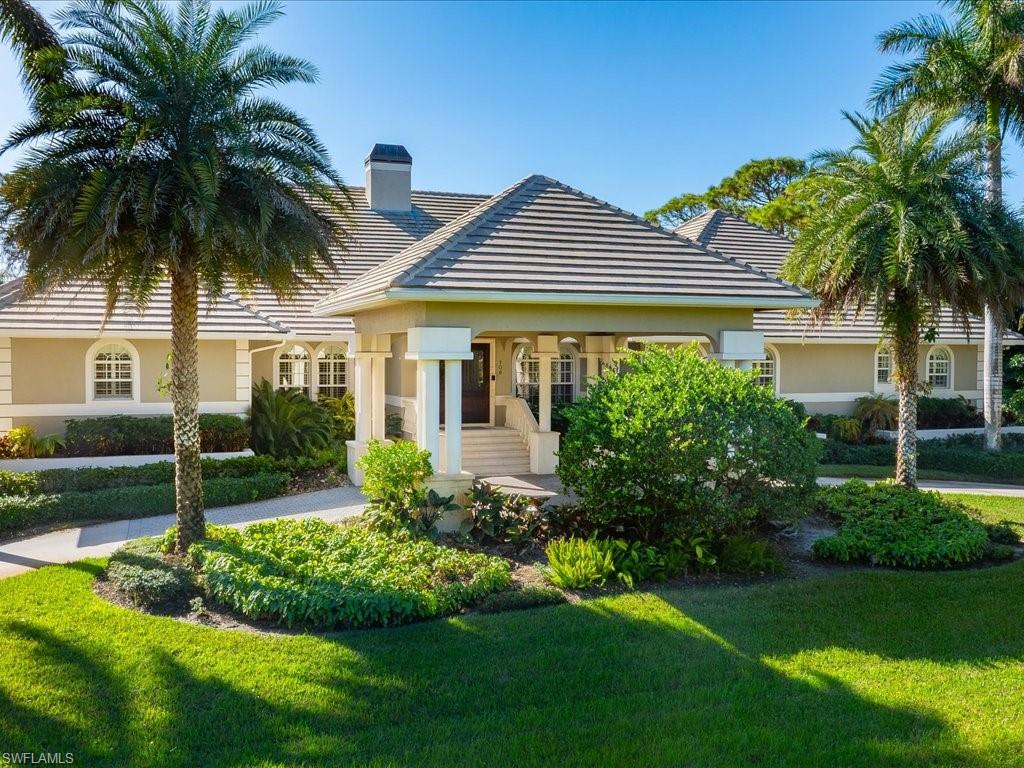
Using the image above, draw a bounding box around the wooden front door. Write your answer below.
[440,342,491,424]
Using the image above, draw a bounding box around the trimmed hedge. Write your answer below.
[63,414,249,456]
[0,473,288,535]
[0,451,345,497]
[819,438,1024,482]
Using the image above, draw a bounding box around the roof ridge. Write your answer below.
[710,207,796,245]
[541,178,813,301]
[217,289,290,333]
[391,175,544,289]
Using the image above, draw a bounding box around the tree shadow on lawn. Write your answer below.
[5,563,1023,766]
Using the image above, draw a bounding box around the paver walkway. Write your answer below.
[0,485,367,579]
[3,473,1022,580]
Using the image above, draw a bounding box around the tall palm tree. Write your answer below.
[783,109,1024,488]
[0,0,349,550]
[873,0,1024,451]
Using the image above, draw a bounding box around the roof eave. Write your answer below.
[384,287,818,310]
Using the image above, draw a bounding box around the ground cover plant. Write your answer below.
[813,480,993,568]
[179,519,512,628]
[5,531,1024,766]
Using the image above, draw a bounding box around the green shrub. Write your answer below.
[105,538,193,607]
[557,345,820,542]
[461,481,547,548]
[985,521,1021,545]
[357,439,435,532]
[812,480,989,569]
[0,474,288,534]
[477,586,567,613]
[63,414,248,456]
[8,426,63,458]
[985,543,1016,562]
[249,381,334,458]
[717,533,785,575]
[917,396,981,429]
[853,394,898,437]
[828,417,863,444]
[320,392,356,441]
[544,537,617,589]
[189,519,512,628]
[0,470,39,496]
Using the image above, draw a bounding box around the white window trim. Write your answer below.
[754,343,780,394]
[874,344,895,394]
[927,345,954,391]
[512,341,581,402]
[315,342,349,399]
[85,338,141,404]
[274,342,316,397]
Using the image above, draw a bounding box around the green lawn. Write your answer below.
[3,498,1024,768]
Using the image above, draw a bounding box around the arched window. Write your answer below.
[753,346,778,392]
[876,346,892,385]
[927,347,952,389]
[90,342,136,400]
[513,342,579,409]
[277,344,311,396]
[317,344,347,399]
[552,343,578,405]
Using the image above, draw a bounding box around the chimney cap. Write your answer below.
[366,143,412,165]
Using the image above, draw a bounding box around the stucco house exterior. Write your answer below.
[14,142,1006,495]
[676,208,1024,416]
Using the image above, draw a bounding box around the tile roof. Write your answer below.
[0,188,489,338]
[316,175,815,315]
[677,209,1024,343]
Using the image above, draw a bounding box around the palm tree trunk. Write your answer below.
[983,98,1004,451]
[170,264,205,552]
[892,325,920,489]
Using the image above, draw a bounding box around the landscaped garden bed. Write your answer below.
[94,347,1022,636]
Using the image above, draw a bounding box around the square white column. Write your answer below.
[444,359,462,474]
[353,356,372,443]
[537,353,554,432]
[371,355,386,440]
[416,358,441,466]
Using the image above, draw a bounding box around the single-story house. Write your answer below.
[6,143,939,495]
[676,208,1024,416]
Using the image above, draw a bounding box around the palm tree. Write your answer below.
[0,0,349,550]
[783,109,1024,488]
[873,0,1024,451]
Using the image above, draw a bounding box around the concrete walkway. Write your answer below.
[0,485,367,580]
[3,472,1022,581]
[817,476,1024,497]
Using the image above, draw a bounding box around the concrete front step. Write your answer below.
[445,427,531,476]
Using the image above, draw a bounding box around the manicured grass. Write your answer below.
[818,463,1013,484]
[4,512,1024,766]
[948,493,1024,529]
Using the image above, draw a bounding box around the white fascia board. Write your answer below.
[385,288,818,310]
[0,328,291,340]
[763,336,993,346]
[313,293,393,316]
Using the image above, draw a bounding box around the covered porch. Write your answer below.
[345,325,769,494]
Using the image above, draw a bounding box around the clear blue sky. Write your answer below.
[2,0,1021,216]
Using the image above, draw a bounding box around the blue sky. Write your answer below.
[2,0,1020,216]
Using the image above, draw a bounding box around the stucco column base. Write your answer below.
[345,438,393,487]
[529,431,560,474]
[424,471,476,532]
